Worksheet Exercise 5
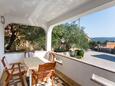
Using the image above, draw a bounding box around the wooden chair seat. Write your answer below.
[7,67,25,75]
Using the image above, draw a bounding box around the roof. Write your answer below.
[0,0,114,29]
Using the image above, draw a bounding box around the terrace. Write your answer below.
[0,0,115,86]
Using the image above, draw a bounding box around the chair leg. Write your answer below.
[5,79,9,86]
[18,64,25,86]
[5,81,9,86]
[19,75,25,86]
[5,75,12,86]
[51,77,54,86]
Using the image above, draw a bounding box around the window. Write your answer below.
[4,23,46,53]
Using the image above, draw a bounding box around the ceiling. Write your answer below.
[0,0,114,28]
[0,0,89,19]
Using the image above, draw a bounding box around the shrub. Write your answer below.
[77,50,84,57]
[54,48,67,52]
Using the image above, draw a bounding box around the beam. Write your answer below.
[47,0,114,26]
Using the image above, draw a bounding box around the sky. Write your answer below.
[80,6,115,38]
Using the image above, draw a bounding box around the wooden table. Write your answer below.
[23,57,49,86]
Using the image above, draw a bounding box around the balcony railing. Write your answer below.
[1,51,115,86]
[55,52,115,86]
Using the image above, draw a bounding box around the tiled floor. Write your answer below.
[0,72,69,86]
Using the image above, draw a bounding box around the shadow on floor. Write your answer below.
[92,54,115,62]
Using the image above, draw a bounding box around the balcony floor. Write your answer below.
[0,71,71,86]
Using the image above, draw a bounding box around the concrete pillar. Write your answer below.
[46,26,54,51]
[0,23,4,79]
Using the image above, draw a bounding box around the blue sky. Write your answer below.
[80,6,115,38]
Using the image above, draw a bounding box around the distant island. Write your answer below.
[92,37,115,42]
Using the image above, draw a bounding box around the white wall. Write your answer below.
[0,23,48,79]
[0,53,25,78]
[56,54,115,86]
[0,51,47,79]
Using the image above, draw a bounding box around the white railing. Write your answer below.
[55,53,115,86]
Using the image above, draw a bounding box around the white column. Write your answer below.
[0,23,4,54]
[46,26,54,51]
[0,23,4,79]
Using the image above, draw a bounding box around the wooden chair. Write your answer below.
[49,52,56,62]
[32,62,56,86]
[1,56,26,86]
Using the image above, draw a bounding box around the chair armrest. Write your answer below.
[10,62,21,65]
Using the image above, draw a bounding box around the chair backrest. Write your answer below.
[1,56,11,74]
[36,62,56,79]
[32,62,56,85]
[38,62,56,72]
[49,52,56,62]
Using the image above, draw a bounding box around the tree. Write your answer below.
[52,23,89,51]
[5,23,46,52]
[5,24,18,50]
[89,41,97,49]
[52,25,66,49]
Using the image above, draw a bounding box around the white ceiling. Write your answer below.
[0,0,89,18]
[0,0,114,28]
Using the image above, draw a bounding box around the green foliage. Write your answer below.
[54,47,67,52]
[52,25,66,49]
[19,26,45,50]
[52,22,89,51]
[77,50,84,57]
[89,41,97,48]
[5,23,45,52]
[69,49,84,59]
